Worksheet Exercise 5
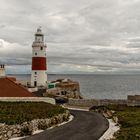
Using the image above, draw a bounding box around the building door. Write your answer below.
[34,81,37,87]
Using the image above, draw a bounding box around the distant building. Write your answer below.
[31,27,47,87]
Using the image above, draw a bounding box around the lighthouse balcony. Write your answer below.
[32,42,46,47]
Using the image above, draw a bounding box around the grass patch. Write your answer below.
[0,102,66,125]
[91,105,140,140]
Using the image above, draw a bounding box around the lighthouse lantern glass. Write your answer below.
[36,35,43,42]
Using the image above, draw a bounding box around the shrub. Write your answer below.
[92,105,140,140]
[0,102,66,125]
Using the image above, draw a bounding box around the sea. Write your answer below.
[8,74,140,100]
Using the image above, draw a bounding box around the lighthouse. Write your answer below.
[31,27,47,87]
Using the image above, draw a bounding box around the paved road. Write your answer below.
[24,110,109,140]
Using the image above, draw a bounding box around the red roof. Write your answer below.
[0,77,34,97]
[7,77,16,82]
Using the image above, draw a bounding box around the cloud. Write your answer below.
[1,0,140,74]
[0,39,31,67]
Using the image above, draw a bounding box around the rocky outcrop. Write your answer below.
[0,110,70,140]
[44,79,81,99]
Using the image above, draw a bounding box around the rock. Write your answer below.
[7,130,12,137]
[44,79,81,99]
[11,134,18,138]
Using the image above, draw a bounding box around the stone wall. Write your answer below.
[0,111,69,140]
[68,99,99,107]
[127,100,140,106]
[68,97,140,107]
[127,95,140,106]
[99,99,127,106]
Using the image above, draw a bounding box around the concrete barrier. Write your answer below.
[0,97,55,105]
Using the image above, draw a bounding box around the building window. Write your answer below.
[35,72,37,75]
[40,47,43,50]
[35,53,37,55]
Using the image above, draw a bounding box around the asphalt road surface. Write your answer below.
[24,110,109,140]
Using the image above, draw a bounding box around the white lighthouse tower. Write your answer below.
[31,27,47,87]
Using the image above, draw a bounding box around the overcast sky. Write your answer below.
[1,0,140,74]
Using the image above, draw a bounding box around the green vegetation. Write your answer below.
[91,105,140,140]
[0,102,66,125]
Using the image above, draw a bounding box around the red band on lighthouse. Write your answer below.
[32,57,47,70]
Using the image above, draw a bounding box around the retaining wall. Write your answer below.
[68,98,140,107]
[0,111,69,140]
[68,99,99,107]
[0,97,55,105]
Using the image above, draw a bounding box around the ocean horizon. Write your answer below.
[8,74,140,100]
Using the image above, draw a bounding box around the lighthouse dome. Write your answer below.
[35,26,43,36]
[37,27,42,33]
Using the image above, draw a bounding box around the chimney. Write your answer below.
[0,64,6,77]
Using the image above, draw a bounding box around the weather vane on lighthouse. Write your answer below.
[31,27,47,87]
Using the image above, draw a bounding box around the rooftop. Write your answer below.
[0,77,34,97]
